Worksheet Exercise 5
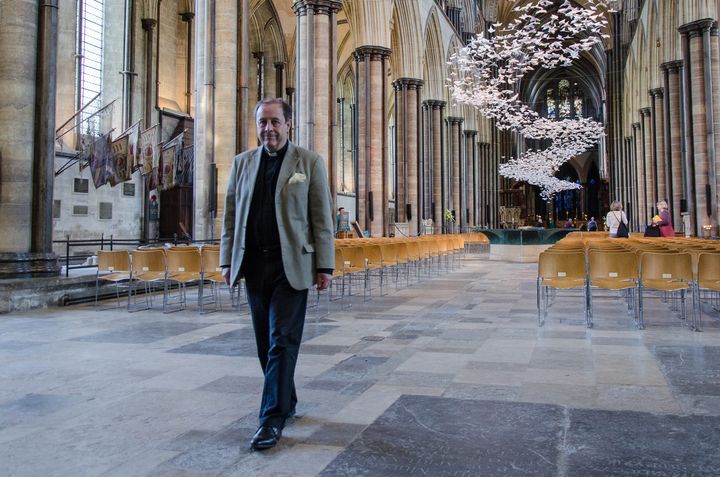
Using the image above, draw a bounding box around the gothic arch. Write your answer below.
[423,8,445,100]
[390,0,423,79]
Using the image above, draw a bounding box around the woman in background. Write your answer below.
[656,200,675,237]
[606,200,629,238]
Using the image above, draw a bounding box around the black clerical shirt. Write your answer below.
[245,143,288,251]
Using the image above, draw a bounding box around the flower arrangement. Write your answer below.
[444,209,456,223]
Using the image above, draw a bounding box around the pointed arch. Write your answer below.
[423,8,445,100]
[390,0,423,79]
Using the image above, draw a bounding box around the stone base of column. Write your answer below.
[0,253,61,278]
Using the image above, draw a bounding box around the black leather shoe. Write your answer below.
[250,426,281,450]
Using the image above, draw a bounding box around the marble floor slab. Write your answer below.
[1,256,719,476]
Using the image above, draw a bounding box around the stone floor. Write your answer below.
[1,257,720,476]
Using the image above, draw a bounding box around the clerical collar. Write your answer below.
[264,142,288,157]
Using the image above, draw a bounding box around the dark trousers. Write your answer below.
[242,249,308,429]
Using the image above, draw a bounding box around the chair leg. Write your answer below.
[637,284,645,329]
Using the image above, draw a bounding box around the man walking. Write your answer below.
[220,98,334,450]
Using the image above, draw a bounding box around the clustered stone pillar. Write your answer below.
[623,137,633,217]
[393,78,423,235]
[293,0,341,201]
[711,25,720,236]
[650,88,666,206]
[632,122,642,230]
[679,19,718,236]
[0,0,62,276]
[464,130,477,227]
[661,60,685,229]
[639,107,653,219]
[447,117,463,231]
[354,46,390,237]
[422,100,445,230]
[479,142,490,227]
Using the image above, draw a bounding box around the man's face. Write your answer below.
[256,103,290,152]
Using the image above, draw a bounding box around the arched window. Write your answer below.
[77,0,104,135]
[542,78,585,120]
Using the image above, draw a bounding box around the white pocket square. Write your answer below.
[288,172,306,185]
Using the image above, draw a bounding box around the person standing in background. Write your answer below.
[656,200,675,237]
[606,200,629,238]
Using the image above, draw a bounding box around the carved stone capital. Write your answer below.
[422,99,446,110]
[292,0,342,16]
[649,88,663,99]
[660,60,683,73]
[639,107,651,118]
[354,45,391,62]
[446,116,464,125]
[632,122,641,130]
[678,18,715,36]
[393,77,424,91]
[463,130,477,137]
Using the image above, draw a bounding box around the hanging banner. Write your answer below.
[158,133,183,191]
[176,145,194,185]
[89,133,112,188]
[126,120,141,174]
[109,135,131,186]
[139,125,159,176]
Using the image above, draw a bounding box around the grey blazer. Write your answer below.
[220,142,335,290]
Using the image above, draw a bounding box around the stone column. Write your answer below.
[214,0,238,235]
[447,117,463,231]
[711,25,720,237]
[679,19,717,235]
[632,122,642,230]
[354,46,390,236]
[293,0,341,201]
[464,130,477,227]
[393,78,422,235]
[624,137,632,218]
[650,89,667,206]
[32,0,59,255]
[661,61,685,228]
[640,108,653,219]
[0,0,38,253]
[423,100,445,230]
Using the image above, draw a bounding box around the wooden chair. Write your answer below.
[693,252,720,331]
[537,250,589,327]
[164,248,202,312]
[128,248,166,311]
[587,250,638,327]
[95,250,131,309]
[638,252,694,330]
[200,247,240,313]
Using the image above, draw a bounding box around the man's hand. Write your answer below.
[316,272,332,290]
[222,267,231,285]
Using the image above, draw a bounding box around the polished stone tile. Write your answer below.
[320,395,563,476]
[73,321,214,344]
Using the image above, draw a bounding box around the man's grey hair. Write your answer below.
[254,98,292,122]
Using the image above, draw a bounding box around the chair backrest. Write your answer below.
[340,246,364,269]
[698,252,720,286]
[405,241,420,261]
[334,248,344,274]
[363,244,383,266]
[166,248,201,273]
[538,251,586,280]
[201,248,222,274]
[96,250,130,273]
[379,243,397,264]
[131,249,166,274]
[588,250,638,280]
[640,252,692,282]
